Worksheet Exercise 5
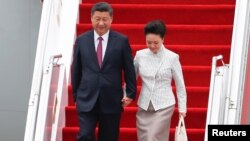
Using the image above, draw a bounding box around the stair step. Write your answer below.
[82,0,235,5]
[68,85,209,108]
[77,24,233,45]
[136,66,212,87]
[63,127,205,141]
[130,45,230,66]
[80,4,235,25]
[65,106,207,128]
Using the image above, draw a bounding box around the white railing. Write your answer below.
[204,0,250,140]
[24,0,55,140]
[204,55,229,141]
[50,64,68,141]
[34,54,63,141]
[223,0,250,124]
[24,0,80,140]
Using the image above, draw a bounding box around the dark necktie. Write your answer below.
[97,37,103,67]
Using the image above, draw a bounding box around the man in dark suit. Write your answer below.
[71,2,137,141]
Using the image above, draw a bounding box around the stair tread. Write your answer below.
[77,24,233,45]
[65,106,207,128]
[81,0,235,5]
[64,127,205,131]
[81,3,235,7]
[79,4,234,24]
[66,106,207,110]
[63,127,205,141]
[78,24,233,27]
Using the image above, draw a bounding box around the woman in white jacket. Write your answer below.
[134,20,187,141]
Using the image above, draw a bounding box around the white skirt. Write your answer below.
[136,102,175,141]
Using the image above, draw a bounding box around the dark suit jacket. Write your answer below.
[71,29,137,113]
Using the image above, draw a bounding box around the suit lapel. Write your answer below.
[102,30,117,67]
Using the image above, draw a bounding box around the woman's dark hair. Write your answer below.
[144,20,167,39]
[91,2,113,16]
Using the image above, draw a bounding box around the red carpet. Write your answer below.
[63,0,235,140]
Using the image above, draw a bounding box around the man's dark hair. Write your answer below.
[91,2,113,16]
[144,20,167,39]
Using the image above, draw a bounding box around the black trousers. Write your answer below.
[77,101,121,141]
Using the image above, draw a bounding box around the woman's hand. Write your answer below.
[121,96,133,107]
[179,112,186,118]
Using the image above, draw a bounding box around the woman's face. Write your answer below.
[145,33,164,54]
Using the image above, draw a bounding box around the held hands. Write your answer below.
[121,96,133,107]
[179,112,186,118]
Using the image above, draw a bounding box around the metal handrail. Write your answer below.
[204,55,229,141]
[24,53,62,141]
[34,54,62,141]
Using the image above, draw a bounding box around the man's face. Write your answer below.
[91,11,113,36]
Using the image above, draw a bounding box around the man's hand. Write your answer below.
[121,96,133,107]
[179,112,186,118]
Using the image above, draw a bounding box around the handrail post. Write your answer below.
[204,55,228,141]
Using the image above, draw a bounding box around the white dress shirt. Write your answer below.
[94,30,109,60]
[134,45,187,112]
